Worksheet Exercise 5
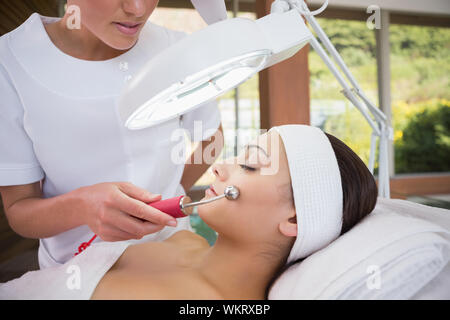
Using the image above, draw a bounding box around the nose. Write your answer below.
[211,162,229,182]
[122,0,146,17]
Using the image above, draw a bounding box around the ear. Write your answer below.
[278,214,297,237]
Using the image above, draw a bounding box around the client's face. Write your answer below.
[198,131,297,245]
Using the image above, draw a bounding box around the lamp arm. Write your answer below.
[306,13,387,123]
[308,36,380,135]
[274,0,393,197]
[310,35,391,198]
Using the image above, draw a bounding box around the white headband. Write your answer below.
[270,125,343,263]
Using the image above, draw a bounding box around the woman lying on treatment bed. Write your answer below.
[91,125,378,299]
[1,125,378,299]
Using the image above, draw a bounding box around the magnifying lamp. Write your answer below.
[117,0,393,198]
[118,7,311,129]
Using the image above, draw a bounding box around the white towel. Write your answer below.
[0,241,131,300]
[269,198,450,300]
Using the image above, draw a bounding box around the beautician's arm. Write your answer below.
[0,181,176,240]
[181,124,224,192]
[0,182,82,238]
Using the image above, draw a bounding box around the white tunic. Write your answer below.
[0,13,221,269]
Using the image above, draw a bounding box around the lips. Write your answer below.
[211,185,218,196]
[207,185,218,197]
[114,21,142,35]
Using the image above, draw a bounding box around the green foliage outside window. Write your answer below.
[312,19,450,174]
[395,101,450,173]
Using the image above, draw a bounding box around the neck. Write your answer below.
[46,15,127,61]
[195,235,283,299]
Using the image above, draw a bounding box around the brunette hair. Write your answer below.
[265,132,378,298]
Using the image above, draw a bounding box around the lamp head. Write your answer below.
[118,9,312,130]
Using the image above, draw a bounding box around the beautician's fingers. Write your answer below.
[117,182,162,203]
[106,209,166,239]
[75,182,172,238]
[114,191,177,227]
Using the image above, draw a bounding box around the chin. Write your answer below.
[197,200,209,218]
[198,201,231,234]
[110,39,137,51]
[198,200,219,220]
[197,205,214,229]
[102,33,138,51]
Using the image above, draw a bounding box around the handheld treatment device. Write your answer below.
[74,186,240,255]
[150,185,240,218]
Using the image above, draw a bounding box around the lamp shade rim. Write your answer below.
[118,17,272,127]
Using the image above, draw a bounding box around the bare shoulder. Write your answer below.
[93,270,224,300]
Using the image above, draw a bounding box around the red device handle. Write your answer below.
[74,195,191,256]
[148,195,187,218]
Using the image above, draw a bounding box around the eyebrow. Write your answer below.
[246,144,269,158]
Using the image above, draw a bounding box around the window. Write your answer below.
[310,18,450,176]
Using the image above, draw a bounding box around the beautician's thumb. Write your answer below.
[117,182,161,203]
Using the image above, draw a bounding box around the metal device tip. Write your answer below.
[224,185,240,200]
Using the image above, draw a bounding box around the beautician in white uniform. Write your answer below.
[0,0,223,269]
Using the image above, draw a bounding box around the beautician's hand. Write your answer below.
[74,182,177,241]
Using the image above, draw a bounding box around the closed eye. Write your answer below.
[240,164,257,172]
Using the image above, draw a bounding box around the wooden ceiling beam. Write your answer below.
[158,1,450,27]
[308,4,450,28]
[0,0,61,36]
[158,0,255,13]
